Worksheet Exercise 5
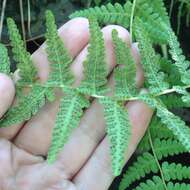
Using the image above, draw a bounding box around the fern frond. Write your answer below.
[47,90,89,163]
[140,94,190,152]
[135,19,169,94]
[112,29,137,99]
[7,18,37,84]
[70,3,132,28]
[162,162,190,181]
[0,43,10,74]
[119,139,186,190]
[167,26,190,85]
[100,97,131,176]
[78,17,108,96]
[45,10,74,86]
[0,85,48,127]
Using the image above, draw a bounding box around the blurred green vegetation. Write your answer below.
[0,0,189,45]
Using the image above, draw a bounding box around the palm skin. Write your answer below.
[0,18,153,190]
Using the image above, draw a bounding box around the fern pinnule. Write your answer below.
[167,26,190,85]
[47,90,89,163]
[135,19,169,94]
[0,43,10,74]
[45,10,74,86]
[7,18,37,84]
[0,85,48,127]
[100,97,131,176]
[78,17,108,96]
[140,94,190,152]
[112,29,137,99]
[162,162,190,181]
[134,176,190,190]
[70,3,132,28]
[134,0,168,44]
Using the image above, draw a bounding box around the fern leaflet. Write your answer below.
[100,97,131,176]
[78,17,108,96]
[0,85,49,127]
[45,10,74,86]
[112,29,137,99]
[70,3,132,28]
[0,43,10,74]
[162,162,190,181]
[47,89,89,163]
[167,26,190,85]
[135,19,169,94]
[135,176,190,190]
[7,18,37,84]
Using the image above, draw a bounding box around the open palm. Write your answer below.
[0,18,153,190]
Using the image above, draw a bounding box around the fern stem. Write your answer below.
[177,2,184,35]
[169,0,174,17]
[130,0,137,39]
[16,83,190,101]
[19,0,26,46]
[0,0,7,41]
[148,130,168,190]
[161,44,168,59]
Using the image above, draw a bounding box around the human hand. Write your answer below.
[0,18,153,190]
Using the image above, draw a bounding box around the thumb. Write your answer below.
[0,73,15,118]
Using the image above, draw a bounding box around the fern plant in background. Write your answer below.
[0,0,190,189]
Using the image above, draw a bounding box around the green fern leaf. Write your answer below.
[167,27,190,85]
[160,94,190,108]
[70,3,132,28]
[119,138,186,190]
[135,176,165,190]
[0,43,10,74]
[140,94,190,152]
[45,10,74,86]
[135,176,190,190]
[159,57,182,86]
[0,85,48,127]
[78,17,108,96]
[167,182,190,190]
[162,162,190,181]
[135,19,169,94]
[70,1,168,44]
[112,29,137,99]
[134,1,169,44]
[47,89,89,163]
[145,0,169,25]
[138,116,174,152]
[7,18,37,84]
[100,97,131,176]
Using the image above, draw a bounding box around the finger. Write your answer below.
[14,25,132,156]
[49,42,143,179]
[0,74,15,118]
[73,100,153,190]
[0,18,90,139]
